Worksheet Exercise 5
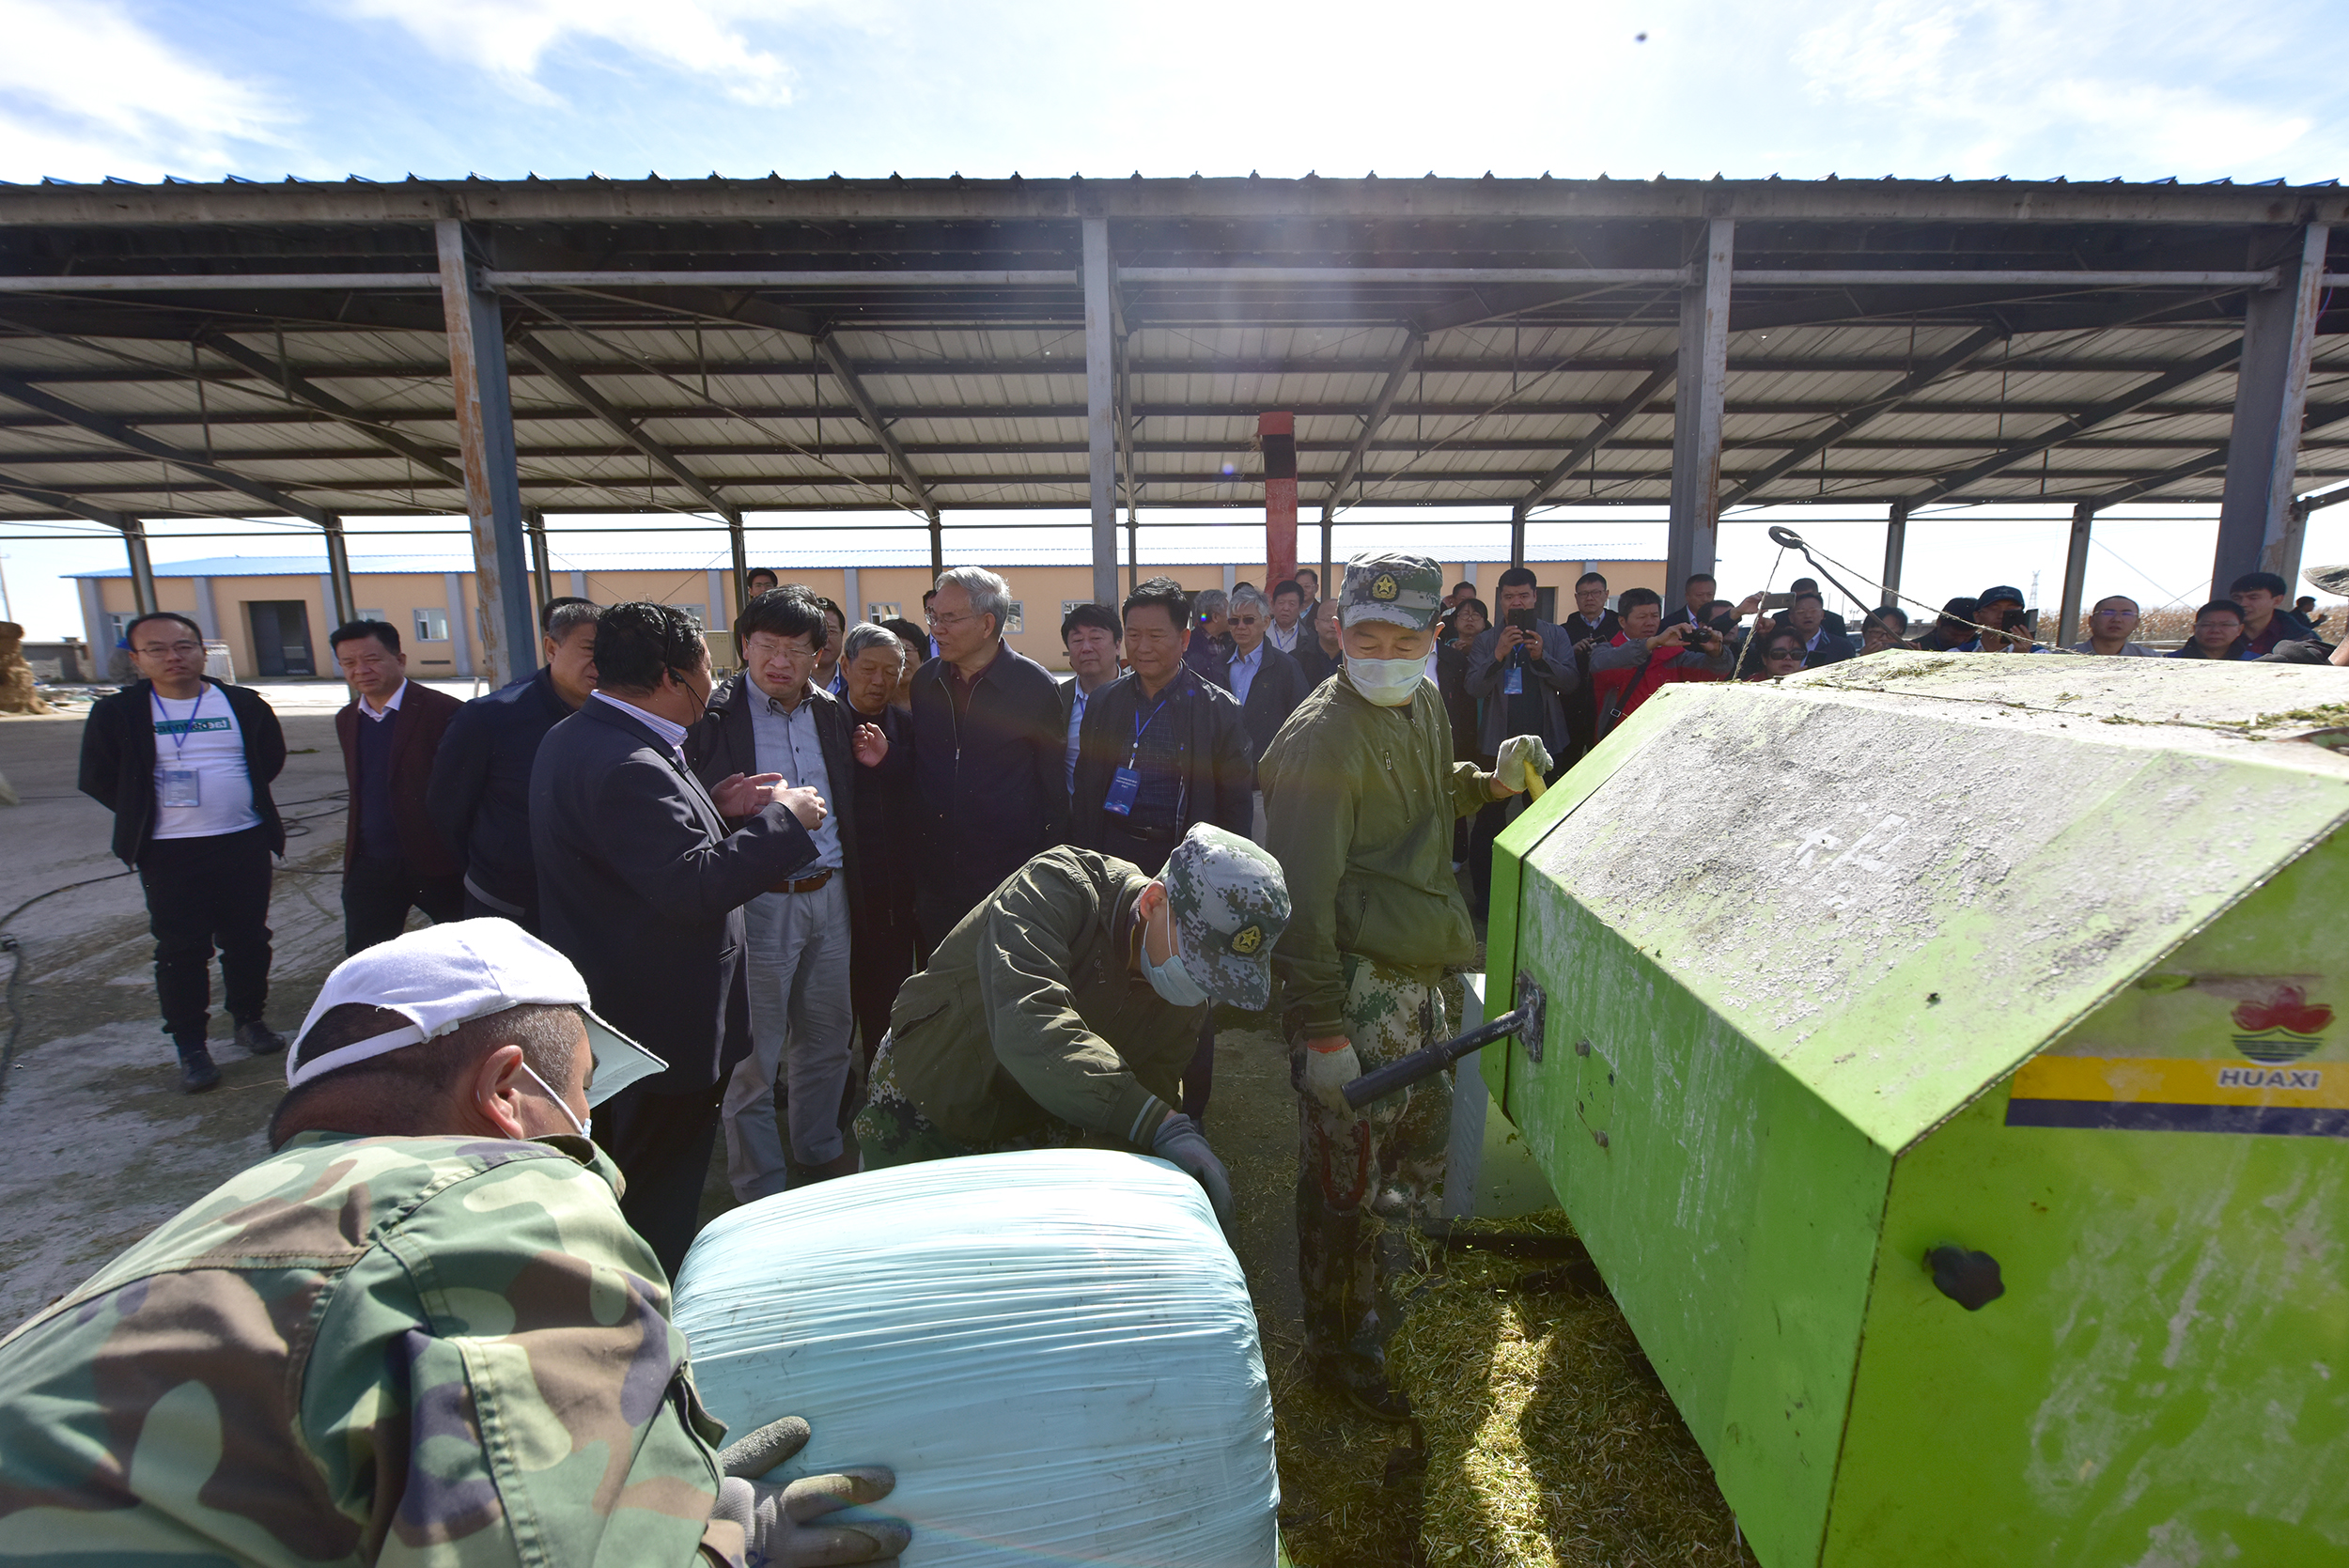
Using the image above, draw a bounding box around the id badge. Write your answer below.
[1104,767,1141,816]
[161,768,201,808]
[1502,666,1525,695]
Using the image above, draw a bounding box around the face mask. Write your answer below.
[1346,654,1425,706]
[521,1062,590,1139]
[1142,907,1210,1008]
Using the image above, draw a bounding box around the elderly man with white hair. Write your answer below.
[910,566,1067,944]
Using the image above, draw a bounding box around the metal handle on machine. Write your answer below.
[1341,973,1547,1110]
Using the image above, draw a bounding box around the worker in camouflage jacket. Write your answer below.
[1261,552,1549,1421]
[857,824,1290,1238]
[0,921,908,1568]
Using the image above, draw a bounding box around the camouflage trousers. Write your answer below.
[1294,953,1454,1360]
[853,1031,1084,1169]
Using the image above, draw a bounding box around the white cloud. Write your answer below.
[1792,0,2316,177]
[341,0,836,107]
[0,0,292,180]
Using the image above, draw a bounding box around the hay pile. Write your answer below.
[1390,1212,1757,1568]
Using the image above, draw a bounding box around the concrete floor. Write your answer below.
[0,700,359,1325]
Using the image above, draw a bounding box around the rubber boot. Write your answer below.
[176,1036,222,1093]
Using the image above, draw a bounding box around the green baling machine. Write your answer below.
[1472,653,2349,1566]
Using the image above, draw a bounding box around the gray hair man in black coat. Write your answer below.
[910,566,1066,945]
[529,601,826,1273]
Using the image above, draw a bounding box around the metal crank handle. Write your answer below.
[1341,975,1548,1110]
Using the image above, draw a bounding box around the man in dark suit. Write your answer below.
[910,567,1066,945]
[330,619,463,955]
[427,597,599,932]
[1222,584,1309,806]
[530,601,825,1272]
[838,621,922,1055]
[1058,600,1124,800]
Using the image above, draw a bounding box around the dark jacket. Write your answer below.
[529,696,817,1096]
[427,665,576,921]
[909,642,1067,935]
[1069,667,1254,862]
[1294,637,1343,690]
[1465,618,1582,756]
[1183,629,1231,689]
[78,678,286,866]
[1436,640,1480,760]
[685,675,885,924]
[843,698,918,927]
[334,681,462,875]
[1799,629,1858,668]
[1231,643,1311,762]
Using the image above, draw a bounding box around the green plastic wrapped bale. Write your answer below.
[1390,1213,1755,1568]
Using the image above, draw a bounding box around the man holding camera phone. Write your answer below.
[1462,567,1577,919]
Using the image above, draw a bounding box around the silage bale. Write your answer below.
[673,1148,1279,1567]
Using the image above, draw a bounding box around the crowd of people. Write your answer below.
[15,546,2341,1565]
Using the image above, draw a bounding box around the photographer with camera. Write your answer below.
[1587,588,1735,742]
[1464,567,1577,920]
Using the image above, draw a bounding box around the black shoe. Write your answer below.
[234,1019,287,1056]
[176,1040,223,1093]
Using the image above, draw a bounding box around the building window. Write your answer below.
[1002,599,1025,634]
[414,608,450,643]
[679,605,707,629]
[356,608,387,626]
[105,612,135,646]
[866,601,901,622]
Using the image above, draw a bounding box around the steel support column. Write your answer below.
[321,513,357,626]
[927,508,943,580]
[2057,503,2095,645]
[123,517,157,615]
[1262,412,1298,590]
[724,509,748,613]
[435,218,534,689]
[2217,224,2330,590]
[1667,218,1735,593]
[525,509,554,631]
[1081,217,1118,607]
[1509,504,1528,571]
[1882,501,1909,605]
[1118,330,1140,596]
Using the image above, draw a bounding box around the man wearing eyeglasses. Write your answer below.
[909,567,1066,946]
[2067,596,2160,657]
[78,611,289,1092]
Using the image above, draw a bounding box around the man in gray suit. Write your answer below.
[530,601,825,1272]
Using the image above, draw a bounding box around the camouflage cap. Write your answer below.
[1164,823,1291,1010]
[1340,551,1445,630]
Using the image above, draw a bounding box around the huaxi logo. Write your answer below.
[2230,985,2333,1064]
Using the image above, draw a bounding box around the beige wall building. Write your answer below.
[75,548,1666,682]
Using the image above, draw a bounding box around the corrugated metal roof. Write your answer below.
[1,174,2341,531]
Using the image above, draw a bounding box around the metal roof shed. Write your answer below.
[0,174,2341,680]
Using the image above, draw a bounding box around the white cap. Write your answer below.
[286,919,665,1106]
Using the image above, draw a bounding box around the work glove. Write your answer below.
[1300,1037,1365,1117]
[1152,1111,1236,1238]
[1495,734,1554,794]
[708,1416,909,1568]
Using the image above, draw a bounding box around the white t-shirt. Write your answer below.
[149,687,262,840]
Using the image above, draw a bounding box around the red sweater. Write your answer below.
[1589,633,1722,733]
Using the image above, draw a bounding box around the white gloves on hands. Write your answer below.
[1300,1039,1364,1116]
[709,1416,909,1567]
[1495,734,1554,794]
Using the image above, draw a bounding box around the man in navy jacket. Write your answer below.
[908,567,1066,946]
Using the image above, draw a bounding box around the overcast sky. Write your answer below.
[4,0,2347,639]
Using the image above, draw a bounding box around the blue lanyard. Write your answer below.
[1127,679,1179,767]
[150,686,208,759]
